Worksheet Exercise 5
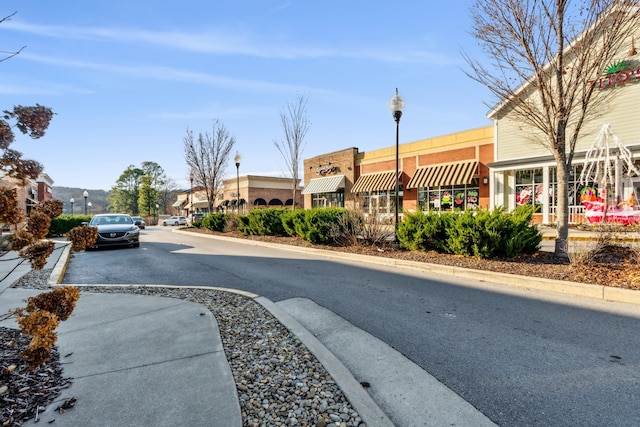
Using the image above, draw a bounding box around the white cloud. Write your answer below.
[3,20,457,65]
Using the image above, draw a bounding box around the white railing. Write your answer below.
[549,205,586,224]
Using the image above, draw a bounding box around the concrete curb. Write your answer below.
[61,283,261,299]
[255,297,395,427]
[48,242,71,286]
[174,229,640,306]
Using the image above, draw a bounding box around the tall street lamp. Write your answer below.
[389,88,404,246]
[70,198,75,215]
[189,171,194,218]
[234,151,241,214]
[83,190,89,215]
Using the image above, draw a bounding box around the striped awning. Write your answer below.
[302,175,346,194]
[407,161,478,189]
[351,170,401,193]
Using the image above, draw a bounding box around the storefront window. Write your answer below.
[418,179,480,212]
[311,190,344,208]
[550,165,598,207]
[361,189,402,219]
[515,168,546,206]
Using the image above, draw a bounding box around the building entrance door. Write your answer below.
[369,194,391,222]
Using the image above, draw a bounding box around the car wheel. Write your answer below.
[163,222,167,226]
[174,221,178,225]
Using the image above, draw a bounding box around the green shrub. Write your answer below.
[237,208,288,236]
[297,208,347,244]
[446,210,481,256]
[398,207,540,259]
[201,213,227,232]
[281,209,307,237]
[397,210,452,252]
[501,205,542,257]
[49,214,91,237]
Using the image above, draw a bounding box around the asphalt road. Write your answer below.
[62,226,640,427]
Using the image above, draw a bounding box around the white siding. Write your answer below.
[495,24,640,161]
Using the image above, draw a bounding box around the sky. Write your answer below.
[1,1,493,192]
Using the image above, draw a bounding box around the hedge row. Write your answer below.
[48,214,92,237]
[397,206,541,259]
[193,206,541,259]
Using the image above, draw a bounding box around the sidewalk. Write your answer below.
[0,243,243,427]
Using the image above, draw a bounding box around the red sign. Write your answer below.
[590,69,640,88]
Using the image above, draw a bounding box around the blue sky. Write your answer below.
[1,1,492,191]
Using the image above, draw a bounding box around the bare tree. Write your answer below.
[0,12,25,64]
[184,120,236,212]
[274,93,311,209]
[158,177,177,215]
[463,0,640,258]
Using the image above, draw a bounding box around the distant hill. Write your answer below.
[52,187,110,214]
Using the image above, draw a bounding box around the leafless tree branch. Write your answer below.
[463,0,640,257]
[273,93,311,209]
[184,120,236,211]
[0,12,26,63]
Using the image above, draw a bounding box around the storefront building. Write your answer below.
[302,148,358,209]
[216,175,302,214]
[1,173,54,231]
[487,28,640,224]
[302,127,493,220]
[176,175,302,217]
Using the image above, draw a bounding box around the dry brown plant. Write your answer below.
[67,224,99,252]
[11,287,80,369]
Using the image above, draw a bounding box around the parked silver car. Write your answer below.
[88,214,140,248]
[162,216,187,226]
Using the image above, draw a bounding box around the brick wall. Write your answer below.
[303,148,359,209]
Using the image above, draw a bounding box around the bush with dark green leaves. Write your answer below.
[281,209,307,237]
[200,213,227,232]
[396,209,453,252]
[48,214,91,237]
[238,208,288,236]
[398,206,540,259]
[280,207,349,244]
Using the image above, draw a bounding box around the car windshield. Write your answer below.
[90,215,133,225]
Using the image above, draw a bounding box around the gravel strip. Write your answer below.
[8,270,366,427]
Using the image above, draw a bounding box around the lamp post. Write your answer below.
[189,171,194,218]
[83,190,89,215]
[70,198,74,215]
[155,203,159,225]
[389,88,404,246]
[234,151,241,214]
[87,202,92,213]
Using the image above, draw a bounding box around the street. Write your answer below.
[62,226,640,427]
